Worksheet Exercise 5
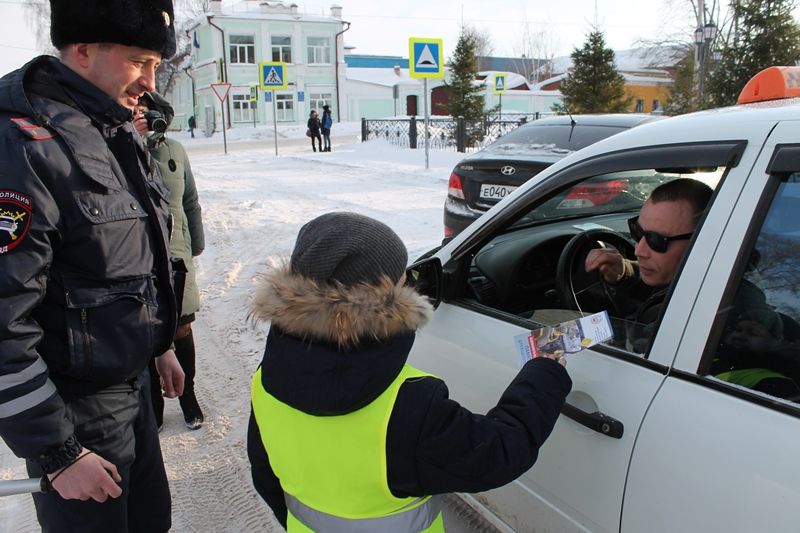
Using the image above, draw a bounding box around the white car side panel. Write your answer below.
[622,378,800,532]
[411,303,666,532]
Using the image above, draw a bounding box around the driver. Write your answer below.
[584,178,713,352]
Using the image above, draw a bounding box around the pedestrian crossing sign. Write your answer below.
[259,61,288,90]
[409,38,444,79]
[494,74,507,94]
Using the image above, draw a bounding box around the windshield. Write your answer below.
[511,168,726,227]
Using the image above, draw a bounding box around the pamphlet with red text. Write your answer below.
[514,311,613,366]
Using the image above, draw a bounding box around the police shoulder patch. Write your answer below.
[0,190,33,255]
[10,117,53,141]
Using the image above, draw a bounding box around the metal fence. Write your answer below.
[361,113,549,152]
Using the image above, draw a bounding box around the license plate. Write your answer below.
[479,184,517,200]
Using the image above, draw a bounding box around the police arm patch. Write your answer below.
[0,190,33,254]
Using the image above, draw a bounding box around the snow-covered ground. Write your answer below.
[0,123,467,531]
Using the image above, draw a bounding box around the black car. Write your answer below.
[443,114,664,239]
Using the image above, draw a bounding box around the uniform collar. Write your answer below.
[46,58,133,127]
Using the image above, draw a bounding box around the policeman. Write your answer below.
[0,1,183,531]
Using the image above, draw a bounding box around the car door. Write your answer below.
[622,124,800,531]
[409,139,749,532]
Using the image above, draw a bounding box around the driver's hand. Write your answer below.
[585,248,625,284]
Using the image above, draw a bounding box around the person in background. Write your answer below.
[321,104,332,152]
[307,109,322,153]
[0,1,183,531]
[188,114,196,138]
[135,92,206,431]
[247,212,571,531]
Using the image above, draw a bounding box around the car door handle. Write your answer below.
[561,403,624,439]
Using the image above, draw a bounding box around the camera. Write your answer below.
[144,110,168,134]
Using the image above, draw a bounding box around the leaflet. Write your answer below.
[514,310,613,366]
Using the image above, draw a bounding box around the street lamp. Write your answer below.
[695,21,717,107]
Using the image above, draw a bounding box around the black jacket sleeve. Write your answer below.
[386,357,571,496]
[247,408,287,529]
[0,131,74,463]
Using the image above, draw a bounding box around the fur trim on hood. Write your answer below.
[250,264,433,347]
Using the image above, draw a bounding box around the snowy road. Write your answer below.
[1,137,502,531]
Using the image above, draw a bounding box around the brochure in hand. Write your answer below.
[514,311,613,367]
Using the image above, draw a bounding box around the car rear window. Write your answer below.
[483,124,630,156]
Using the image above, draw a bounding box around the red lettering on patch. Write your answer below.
[0,190,33,254]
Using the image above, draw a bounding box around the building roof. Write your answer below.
[345,55,409,69]
[549,45,686,75]
[345,67,421,88]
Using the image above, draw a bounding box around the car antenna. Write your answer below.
[565,107,577,141]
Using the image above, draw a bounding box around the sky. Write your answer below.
[0,0,699,75]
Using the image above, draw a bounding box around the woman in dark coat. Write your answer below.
[307,110,322,152]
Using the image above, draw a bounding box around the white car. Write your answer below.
[408,67,800,532]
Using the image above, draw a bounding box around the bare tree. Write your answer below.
[512,15,559,84]
[22,0,56,56]
[461,24,494,71]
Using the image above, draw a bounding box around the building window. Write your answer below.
[635,99,645,113]
[232,94,255,123]
[653,99,662,112]
[308,92,332,114]
[271,36,292,63]
[307,37,331,64]
[229,35,255,64]
[276,94,294,122]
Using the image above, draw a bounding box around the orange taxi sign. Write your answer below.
[737,66,800,104]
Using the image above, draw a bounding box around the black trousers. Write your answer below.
[27,370,171,533]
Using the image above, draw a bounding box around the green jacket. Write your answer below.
[148,133,204,317]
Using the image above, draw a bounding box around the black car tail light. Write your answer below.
[447,171,465,200]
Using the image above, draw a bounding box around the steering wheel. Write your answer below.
[555,229,636,313]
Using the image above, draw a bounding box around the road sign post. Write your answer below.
[409,38,444,170]
[259,61,288,156]
[249,84,258,128]
[210,82,232,154]
[493,74,507,120]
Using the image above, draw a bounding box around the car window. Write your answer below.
[483,124,630,156]
[461,166,725,357]
[704,173,800,403]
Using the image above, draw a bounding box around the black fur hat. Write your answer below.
[50,0,177,58]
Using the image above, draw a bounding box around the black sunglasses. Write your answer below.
[627,216,693,253]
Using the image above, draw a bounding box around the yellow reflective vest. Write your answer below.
[251,363,445,532]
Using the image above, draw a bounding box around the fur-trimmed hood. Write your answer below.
[250,263,433,347]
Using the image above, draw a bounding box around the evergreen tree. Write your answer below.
[665,47,697,115]
[445,27,486,126]
[707,0,800,107]
[553,28,631,113]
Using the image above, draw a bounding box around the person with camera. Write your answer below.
[134,92,206,432]
[0,1,183,531]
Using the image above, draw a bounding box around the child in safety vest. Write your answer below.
[247,212,571,531]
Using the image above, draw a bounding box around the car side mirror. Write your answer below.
[406,257,443,309]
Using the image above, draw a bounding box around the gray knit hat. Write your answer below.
[290,212,408,286]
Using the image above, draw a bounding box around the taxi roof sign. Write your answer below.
[738,66,800,104]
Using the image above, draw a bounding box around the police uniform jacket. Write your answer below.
[0,56,177,469]
[247,264,572,527]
